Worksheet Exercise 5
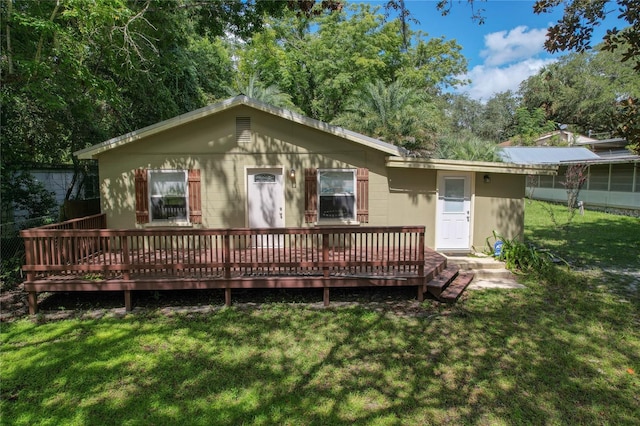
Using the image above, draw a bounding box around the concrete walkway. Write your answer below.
[445,254,526,290]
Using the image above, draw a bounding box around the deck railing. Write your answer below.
[21,225,426,282]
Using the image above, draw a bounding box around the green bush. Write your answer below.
[485,231,561,274]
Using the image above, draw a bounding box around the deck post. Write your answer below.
[323,287,330,306]
[417,286,424,302]
[223,234,231,279]
[225,287,232,306]
[28,292,38,315]
[322,231,329,277]
[22,234,35,283]
[124,290,132,311]
[418,230,425,277]
[121,236,131,280]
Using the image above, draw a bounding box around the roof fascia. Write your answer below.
[385,157,558,175]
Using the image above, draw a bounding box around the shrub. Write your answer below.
[485,231,562,274]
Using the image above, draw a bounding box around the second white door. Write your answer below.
[436,172,472,251]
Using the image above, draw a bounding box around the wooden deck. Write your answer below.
[21,214,457,314]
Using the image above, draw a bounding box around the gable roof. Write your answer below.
[75,96,405,160]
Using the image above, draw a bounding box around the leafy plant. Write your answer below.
[485,231,562,274]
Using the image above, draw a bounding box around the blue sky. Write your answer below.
[372,0,622,100]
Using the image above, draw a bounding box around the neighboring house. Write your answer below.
[75,96,554,253]
[499,130,598,148]
[534,130,598,146]
[500,146,640,211]
[10,164,99,222]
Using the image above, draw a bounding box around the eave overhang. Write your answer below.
[75,96,404,160]
[385,157,558,175]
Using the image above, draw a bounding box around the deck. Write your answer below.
[20,214,458,314]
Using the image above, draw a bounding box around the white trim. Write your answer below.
[435,171,473,252]
[147,169,189,224]
[244,166,285,228]
[317,168,358,224]
[386,157,558,175]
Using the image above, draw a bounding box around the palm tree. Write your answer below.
[227,73,300,111]
[435,134,503,162]
[334,79,442,153]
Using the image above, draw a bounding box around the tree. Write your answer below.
[478,91,519,142]
[561,163,588,211]
[434,0,640,153]
[519,46,640,139]
[513,107,557,144]
[335,80,445,153]
[434,135,503,162]
[227,73,300,111]
[234,3,467,122]
[444,91,518,143]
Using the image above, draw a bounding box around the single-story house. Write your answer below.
[75,96,555,252]
[20,96,557,313]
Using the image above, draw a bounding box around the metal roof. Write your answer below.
[499,147,601,164]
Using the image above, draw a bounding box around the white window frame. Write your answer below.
[317,168,358,224]
[148,169,190,223]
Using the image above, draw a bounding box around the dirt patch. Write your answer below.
[1,286,453,322]
[0,284,29,321]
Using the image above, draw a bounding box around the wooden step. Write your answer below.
[426,265,459,298]
[439,272,474,303]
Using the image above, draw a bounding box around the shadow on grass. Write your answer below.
[2,268,639,424]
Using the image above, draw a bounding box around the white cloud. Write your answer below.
[481,25,548,67]
[455,25,557,101]
[459,57,556,101]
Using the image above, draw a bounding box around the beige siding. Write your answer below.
[96,104,526,250]
[99,106,383,230]
[473,172,525,249]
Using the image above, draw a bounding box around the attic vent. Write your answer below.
[236,117,251,143]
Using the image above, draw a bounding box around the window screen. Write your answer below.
[318,170,356,221]
[149,170,188,221]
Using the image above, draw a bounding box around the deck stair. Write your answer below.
[426,264,474,302]
[447,255,516,282]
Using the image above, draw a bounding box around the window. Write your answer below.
[149,170,188,222]
[304,168,368,224]
[135,169,201,224]
[318,170,357,221]
[610,163,634,192]
[588,165,610,191]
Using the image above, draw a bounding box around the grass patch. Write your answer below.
[2,272,639,425]
[524,200,640,269]
[2,202,639,424]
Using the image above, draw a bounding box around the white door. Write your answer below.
[247,167,285,247]
[436,172,472,251]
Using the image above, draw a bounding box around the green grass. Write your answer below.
[524,200,640,269]
[1,203,639,425]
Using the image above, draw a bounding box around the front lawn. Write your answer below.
[2,201,639,425]
[2,270,639,424]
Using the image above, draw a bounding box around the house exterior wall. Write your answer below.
[473,173,526,250]
[95,104,526,250]
[97,106,401,228]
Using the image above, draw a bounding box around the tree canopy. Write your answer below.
[2,0,639,219]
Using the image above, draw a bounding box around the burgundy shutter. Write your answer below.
[188,169,202,224]
[357,168,369,223]
[304,168,318,223]
[134,169,149,224]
